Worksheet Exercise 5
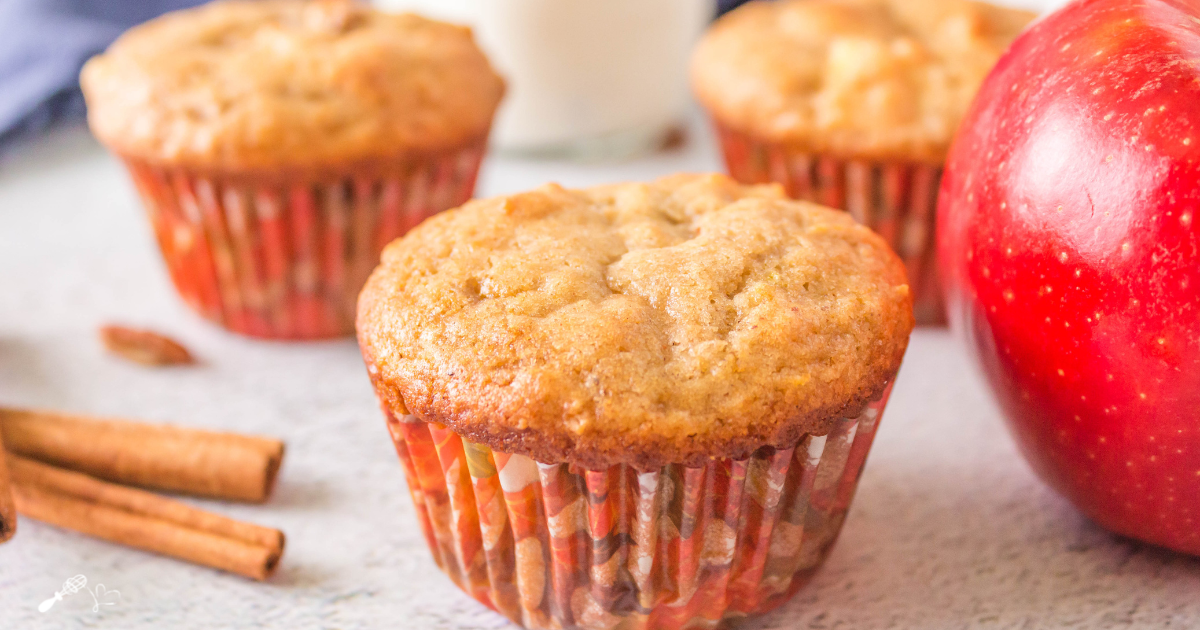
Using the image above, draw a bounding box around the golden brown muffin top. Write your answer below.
[358,174,913,470]
[691,0,1034,163]
[81,0,504,171]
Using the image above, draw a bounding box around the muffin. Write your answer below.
[81,0,505,338]
[357,174,914,629]
[691,0,1034,324]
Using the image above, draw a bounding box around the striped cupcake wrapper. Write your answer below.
[384,385,892,630]
[713,122,945,325]
[120,142,486,339]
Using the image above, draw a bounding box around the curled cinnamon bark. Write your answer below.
[9,455,284,580]
[0,408,284,503]
[0,433,16,543]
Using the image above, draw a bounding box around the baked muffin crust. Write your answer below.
[358,174,913,469]
[691,0,1034,163]
[81,0,504,171]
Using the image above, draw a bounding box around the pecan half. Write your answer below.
[99,325,196,366]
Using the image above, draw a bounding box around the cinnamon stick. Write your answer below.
[9,455,284,580]
[0,407,283,503]
[0,433,15,543]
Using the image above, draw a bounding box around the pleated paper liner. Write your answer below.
[385,385,892,630]
[120,141,486,339]
[713,122,945,325]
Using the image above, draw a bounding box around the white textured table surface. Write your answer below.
[0,121,1197,630]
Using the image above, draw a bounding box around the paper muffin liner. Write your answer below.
[119,142,486,339]
[712,123,944,325]
[383,385,892,630]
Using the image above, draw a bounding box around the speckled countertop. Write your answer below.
[0,118,1197,630]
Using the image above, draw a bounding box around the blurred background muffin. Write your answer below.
[80,0,504,339]
[357,174,914,629]
[691,0,1034,324]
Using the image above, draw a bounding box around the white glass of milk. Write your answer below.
[375,0,715,159]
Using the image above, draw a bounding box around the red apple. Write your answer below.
[938,0,1200,555]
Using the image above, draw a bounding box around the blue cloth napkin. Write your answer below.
[0,0,202,149]
[718,0,753,15]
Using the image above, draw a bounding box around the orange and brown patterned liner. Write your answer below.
[120,142,486,339]
[384,385,892,630]
[713,122,945,325]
